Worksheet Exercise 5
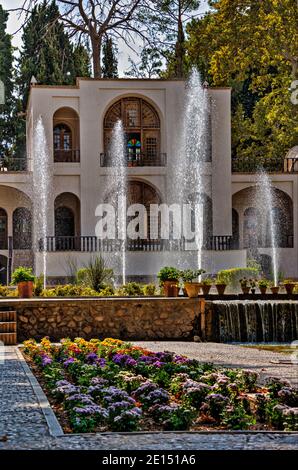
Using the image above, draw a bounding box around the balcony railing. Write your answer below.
[100,153,167,167]
[54,149,80,163]
[39,235,235,252]
[0,157,27,172]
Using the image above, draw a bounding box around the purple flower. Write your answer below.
[65,394,95,406]
[41,354,52,367]
[53,380,79,396]
[63,357,76,367]
[73,405,108,419]
[133,381,157,399]
[86,352,99,363]
[112,354,137,368]
[153,360,166,368]
[90,377,109,386]
[138,355,154,364]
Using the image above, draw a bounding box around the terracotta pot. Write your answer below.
[259,287,267,295]
[241,286,250,294]
[284,283,295,295]
[184,282,201,298]
[270,286,279,295]
[18,281,34,298]
[201,284,212,296]
[163,280,179,297]
[215,284,227,296]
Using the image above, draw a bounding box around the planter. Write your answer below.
[184,282,201,298]
[241,286,250,295]
[270,286,279,295]
[259,287,267,295]
[215,284,227,296]
[201,284,212,296]
[163,280,179,297]
[18,281,34,298]
[284,283,295,295]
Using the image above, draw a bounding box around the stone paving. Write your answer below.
[0,345,298,450]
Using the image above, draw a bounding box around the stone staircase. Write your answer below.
[0,310,17,345]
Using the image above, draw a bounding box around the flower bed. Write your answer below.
[23,337,298,433]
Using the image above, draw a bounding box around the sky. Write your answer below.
[1,0,210,76]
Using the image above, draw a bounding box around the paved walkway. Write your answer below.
[0,345,298,450]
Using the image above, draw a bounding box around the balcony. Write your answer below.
[0,157,28,172]
[39,235,233,252]
[100,153,167,167]
[54,149,80,163]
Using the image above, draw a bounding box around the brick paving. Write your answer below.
[0,345,298,450]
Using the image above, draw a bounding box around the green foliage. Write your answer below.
[216,268,260,290]
[97,285,115,297]
[181,269,206,283]
[201,277,213,286]
[119,282,143,297]
[157,266,181,283]
[83,256,113,292]
[142,283,157,296]
[17,1,90,109]
[102,36,118,78]
[186,0,298,165]
[34,275,44,296]
[0,5,15,160]
[42,284,100,297]
[125,48,163,78]
[11,267,35,284]
[258,278,269,288]
[0,285,9,297]
[221,404,256,430]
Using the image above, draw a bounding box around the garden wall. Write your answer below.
[0,298,212,342]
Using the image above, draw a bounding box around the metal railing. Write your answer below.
[39,235,236,252]
[100,152,167,167]
[54,149,80,163]
[0,157,28,172]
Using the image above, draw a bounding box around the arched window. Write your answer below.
[13,208,32,249]
[54,124,72,150]
[55,207,75,237]
[128,181,161,240]
[104,98,161,165]
[0,208,8,250]
[243,207,262,248]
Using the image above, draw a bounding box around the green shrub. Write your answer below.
[121,282,143,296]
[98,286,115,297]
[41,284,100,297]
[216,268,260,291]
[0,285,10,297]
[83,256,113,292]
[181,269,205,283]
[142,283,157,296]
[11,267,35,284]
[34,275,44,297]
[157,267,181,284]
[76,268,88,285]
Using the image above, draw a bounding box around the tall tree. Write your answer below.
[0,5,14,159]
[102,36,118,78]
[125,47,163,78]
[186,0,298,164]
[150,0,201,78]
[15,0,151,78]
[17,1,90,108]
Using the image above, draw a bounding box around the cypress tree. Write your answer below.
[102,37,118,78]
[0,5,14,159]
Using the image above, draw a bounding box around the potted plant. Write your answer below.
[181,269,206,298]
[215,273,227,296]
[157,267,181,297]
[249,278,256,294]
[11,267,35,298]
[201,277,213,296]
[239,277,250,294]
[258,279,269,295]
[283,279,295,295]
[269,282,280,295]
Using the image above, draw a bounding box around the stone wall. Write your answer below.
[0,298,205,342]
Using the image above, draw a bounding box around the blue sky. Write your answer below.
[1,0,210,76]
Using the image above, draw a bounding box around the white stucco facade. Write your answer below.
[0,78,296,282]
